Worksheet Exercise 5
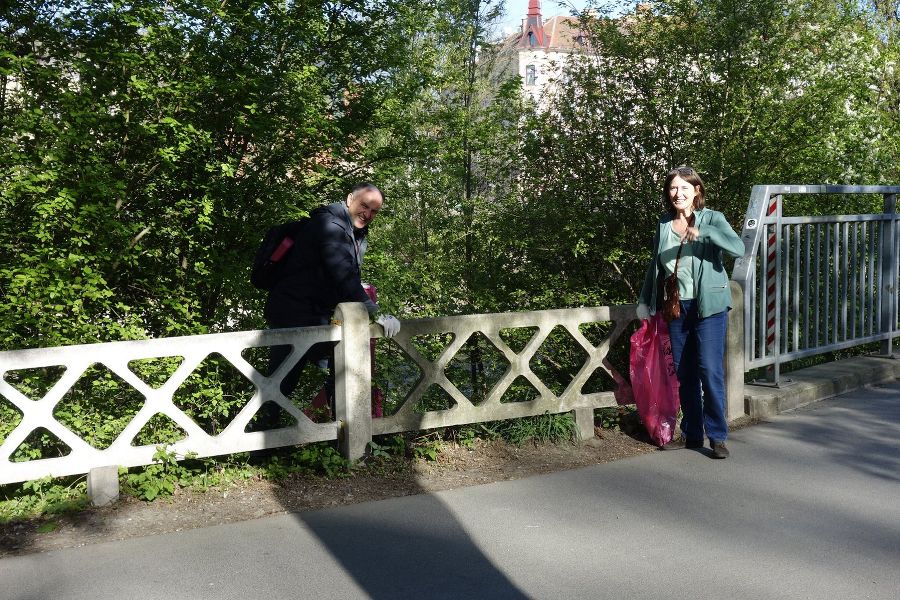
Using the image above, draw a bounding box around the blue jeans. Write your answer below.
[667,299,729,443]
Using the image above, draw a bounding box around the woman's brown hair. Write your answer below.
[662,166,706,214]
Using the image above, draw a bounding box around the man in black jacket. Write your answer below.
[261,182,399,425]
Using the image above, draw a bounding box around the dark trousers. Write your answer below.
[667,299,729,443]
[257,314,336,428]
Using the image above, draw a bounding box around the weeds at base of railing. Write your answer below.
[0,475,89,525]
[1,408,625,521]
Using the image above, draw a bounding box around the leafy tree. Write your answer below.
[0,0,428,351]
[506,0,900,306]
[365,0,526,317]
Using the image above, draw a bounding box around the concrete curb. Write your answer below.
[743,355,900,419]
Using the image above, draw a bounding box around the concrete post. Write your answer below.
[572,407,595,443]
[334,302,373,461]
[726,281,747,421]
[87,465,119,507]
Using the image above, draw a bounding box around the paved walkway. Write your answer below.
[2,380,899,600]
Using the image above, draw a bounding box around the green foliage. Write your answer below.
[595,406,641,436]
[490,413,576,446]
[449,412,577,447]
[0,476,88,523]
[289,443,354,477]
[123,446,198,501]
[369,434,407,458]
[0,0,432,352]
[411,433,443,461]
[1,0,898,504]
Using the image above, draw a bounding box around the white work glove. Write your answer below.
[376,315,401,338]
[636,303,650,321]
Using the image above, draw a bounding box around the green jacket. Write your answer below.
[639,208,746,319]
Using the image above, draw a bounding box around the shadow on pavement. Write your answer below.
[288,491,530,600]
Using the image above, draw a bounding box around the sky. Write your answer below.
[498,0,593,36]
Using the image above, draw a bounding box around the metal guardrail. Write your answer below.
[732,185,900,384]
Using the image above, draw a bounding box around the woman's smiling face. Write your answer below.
[669,175,699,213]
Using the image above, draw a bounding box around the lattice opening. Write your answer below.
[578,321,613,348]
[54,364,145,450]
[410,332,455,363]
[445,332,510,405]
[499,375,541,404]
[373,339,423,416]
[0,397,23,446]
[246,400,301,431]
[10,427,72,462]
[413,384,457,414]
[128,356,185,389]
[240,345,289,377]
[581,366,617,394]
[172,353,255,436]
[499,326,539,354]
[3,365,67,401]
[133,413,188,446]
[530,326,590,396]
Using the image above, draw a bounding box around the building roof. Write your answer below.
[542,16,586,51]
[513,12,586,52]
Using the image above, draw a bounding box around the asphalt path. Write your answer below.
[2,381,899,600]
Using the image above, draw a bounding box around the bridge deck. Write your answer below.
[1,359,898,599]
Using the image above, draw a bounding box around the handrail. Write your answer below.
[0,303,647,486]
[732,185,900,384]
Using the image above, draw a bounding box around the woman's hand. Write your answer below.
[681,226,700,243]
[636,303,650,320]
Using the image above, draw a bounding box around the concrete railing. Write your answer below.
[0,293,745,497]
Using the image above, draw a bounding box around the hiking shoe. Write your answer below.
[659,438,703,451]
[710,441,730,459]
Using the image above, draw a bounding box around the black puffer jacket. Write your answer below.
[265,201,378,326]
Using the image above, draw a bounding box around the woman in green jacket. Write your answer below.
[637,167,745,458]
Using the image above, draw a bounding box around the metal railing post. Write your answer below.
[879,194,897,356]
[333,302,373,461]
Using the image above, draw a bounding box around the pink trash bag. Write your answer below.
[629,312,680,447]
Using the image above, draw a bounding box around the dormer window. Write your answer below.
[528,31,536,47]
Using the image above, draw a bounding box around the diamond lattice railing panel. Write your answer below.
[530,325,591,398]
[444,332,511,406]
[373,306,635,435]
[0,326,342,485]
[0,308,638,484]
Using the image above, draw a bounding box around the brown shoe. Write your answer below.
[710,441,730,459]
